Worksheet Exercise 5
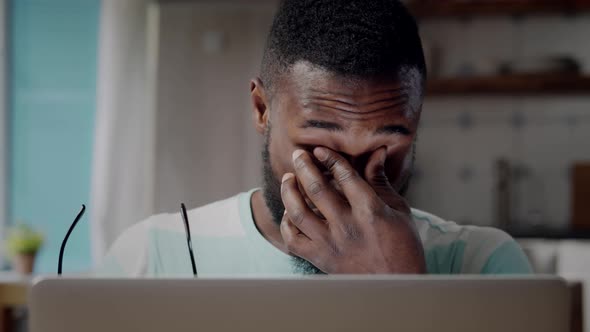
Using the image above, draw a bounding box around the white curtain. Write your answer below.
[90,1,278,266]
[90,0,156,265]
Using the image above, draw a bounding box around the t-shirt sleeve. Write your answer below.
[480,238,533,274]
[94,219,152,278]
[460,227,533,274]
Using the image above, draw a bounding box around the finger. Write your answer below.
[291,149,349,220]
[280,213,314,259]
[281,173,329,241]
[364,147,411,215]
[313,147,379,204]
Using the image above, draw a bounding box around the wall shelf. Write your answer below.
[410,1,590,19]
[509,226,590,239]
[426,74,590,96]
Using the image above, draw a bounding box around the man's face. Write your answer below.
[255,61,423,273]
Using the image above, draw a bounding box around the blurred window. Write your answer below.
[7,0,100,273]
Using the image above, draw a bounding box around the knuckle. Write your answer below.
[341,223,363,241]
[359,199,387,222]
[365,214,382,226]
[290,210,306,226]
[281,211,290,223]
[371,173,389,188]
[324,154,341,171]
[335,168,357,186]
[367,198,385,213]
[328,240,342,257]
[279,217,291,232]
[387,196,411,215]
[280,223,289,236]
[293,156,307,171]
[307,181,324,196]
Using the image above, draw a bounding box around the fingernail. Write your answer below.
[292,149,305,161]
[282,173,294,183]
[314,147,328,161]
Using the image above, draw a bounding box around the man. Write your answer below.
[100,0,532,277]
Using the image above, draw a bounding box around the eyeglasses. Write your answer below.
[58,205,86,275]
[181,203,198,277]
[58,204,198,277]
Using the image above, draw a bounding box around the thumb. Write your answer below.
[364,147,411,214]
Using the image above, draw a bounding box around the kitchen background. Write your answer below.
[0,0,590,272]
[1,0,589,275]
[412,2,590,234]
[148,0,590,236]
[0,0,589,331]
[147,0,590,235]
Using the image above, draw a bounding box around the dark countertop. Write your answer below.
[508,227,590,240]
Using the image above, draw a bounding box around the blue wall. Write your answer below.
[9,0,100,273]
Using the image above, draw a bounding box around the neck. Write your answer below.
[251,190,290,254]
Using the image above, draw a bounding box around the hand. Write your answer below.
[280,147,426,274]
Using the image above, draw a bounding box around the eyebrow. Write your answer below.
[300,120,343,132]
[300,120,408,135]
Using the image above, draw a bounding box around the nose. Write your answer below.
[331,132,388,178]
[340,152,372,178]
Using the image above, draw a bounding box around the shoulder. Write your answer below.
[98,192,248,277]
[411,208,532,274]
[96,214,160,277]
[149,192,246,237]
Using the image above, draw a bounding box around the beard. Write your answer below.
[261,128,324,275]
[260,127,415,275]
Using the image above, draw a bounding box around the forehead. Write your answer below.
[277,62,422,117]
[289,62,398,94]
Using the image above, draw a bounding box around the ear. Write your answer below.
[250,78,270,135]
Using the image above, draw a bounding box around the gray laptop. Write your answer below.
[29,276,569,332]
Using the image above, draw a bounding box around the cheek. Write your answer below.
[268,131,298,178]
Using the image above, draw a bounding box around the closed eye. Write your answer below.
[300,120,343,132]
[300,120,410,136]
[377,125,411,136]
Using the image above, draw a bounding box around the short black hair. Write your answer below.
[261,0,426,93]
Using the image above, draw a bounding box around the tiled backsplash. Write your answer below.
[409,15,590,229]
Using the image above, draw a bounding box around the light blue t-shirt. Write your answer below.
[99,189,532,277]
